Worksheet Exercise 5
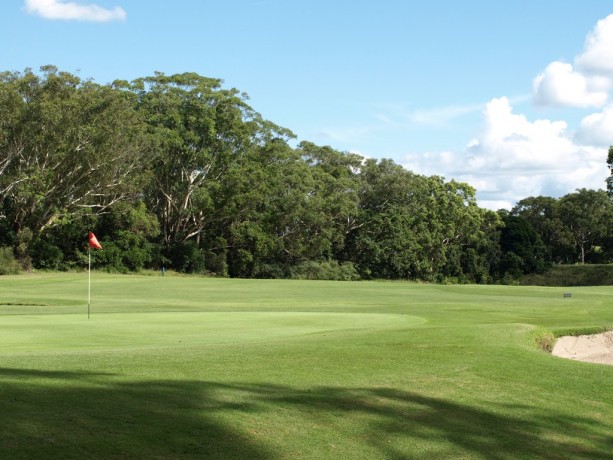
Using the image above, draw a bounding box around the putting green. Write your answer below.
[0,312,425,354]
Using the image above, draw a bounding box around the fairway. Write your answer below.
[0,273,612,459]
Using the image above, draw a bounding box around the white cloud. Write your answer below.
[403,97,608,209]
[533,14,613,108]
[374,101,486,128]
[532,61,608,108]
[576,104,613,146]
[406,103,484,126]
[403,14,613,210]
[575,14,613,74]
[24,0,126,22]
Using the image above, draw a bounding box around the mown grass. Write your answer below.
[0,273,612,459]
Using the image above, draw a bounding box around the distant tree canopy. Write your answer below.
[511,189,613,266]
[1,66,612,281]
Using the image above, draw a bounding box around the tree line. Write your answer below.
[1,66,613,282]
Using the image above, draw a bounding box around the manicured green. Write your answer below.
[0,273,612,459]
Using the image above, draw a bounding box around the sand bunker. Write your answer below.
[551,331,613,365]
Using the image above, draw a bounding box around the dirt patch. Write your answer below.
[551,331,613,365]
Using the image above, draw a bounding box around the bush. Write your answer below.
[0,247,21,275]
[167,241,206,274]
[30,239,64,270]
[90,231,155,273]
[522,264,613,286]
[290,261,360,281]
[531,329,556,353]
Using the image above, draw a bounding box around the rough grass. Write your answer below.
[0,273,612,459]
[522,263,613,286]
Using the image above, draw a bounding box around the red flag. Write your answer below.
[88,232,102,250]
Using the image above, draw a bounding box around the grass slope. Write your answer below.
[0,273,612,459]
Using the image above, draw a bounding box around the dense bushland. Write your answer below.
[2,67,613,282]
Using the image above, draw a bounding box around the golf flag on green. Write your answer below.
[89,232,102,250]
[88,232,102,319]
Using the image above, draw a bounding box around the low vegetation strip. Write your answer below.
[522,264,613,286]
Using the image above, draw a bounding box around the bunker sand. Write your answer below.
[552,331,613,365]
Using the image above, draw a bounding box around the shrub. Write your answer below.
[30,240,64,270]
[531,329,556,353]
[167,241,205,274]
[0,247,21,275]
[290,261,360,281]
[522,264,613,286]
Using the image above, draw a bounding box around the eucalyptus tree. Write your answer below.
[343,158,496,281]
[421,177,499,281]
[343,158,427,279]
[0,66,148,237]
[297,141,363,257]
[205,140,356,277]
[607,146,613,198]
[511,196,573,263]
[558,188,613,264]
[127,72,293,250]
[207,138,312,277]
[497,214,548,278]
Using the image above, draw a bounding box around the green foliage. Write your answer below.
[0,67,149,236]
[0,246,20,275]
[512,196,572,263]
[167,241,205,274]
[94,231,154,273]
[15,228,33,271]
[289,260,360,281]
[133,72,293,246]
[522,264,613,286]
[607,145,613,198]
[558,188,613,264]
[3,66,613,284]
[552,325,612,337]
[497,215,548,280]
[530,329,556,352]
[29,239,63,270]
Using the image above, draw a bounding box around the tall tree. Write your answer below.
[558,188,613,264]
[209,138,312,277]
[129,72,293,248]
[607,146,613,198]
[0,66,148,236]
[511,196,573,263]
[497,214,548,278]
[342,159,494,281]
[298,141,363,257]
[343,159,426,279]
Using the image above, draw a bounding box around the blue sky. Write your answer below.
[3,1,613,209]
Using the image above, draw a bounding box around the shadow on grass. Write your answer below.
[0,368,611,459]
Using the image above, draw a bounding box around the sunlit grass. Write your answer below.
[0,273,611,458]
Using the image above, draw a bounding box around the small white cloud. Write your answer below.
[402,98,608,210]
[575,14,613,74]
[372,101,489,130]
[532,14,613,108]
[533,61,608,108]
[24,0,126,22]
[406,103,483,126]
[576,104,613,146]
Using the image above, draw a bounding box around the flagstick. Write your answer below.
[88,248,91,320]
